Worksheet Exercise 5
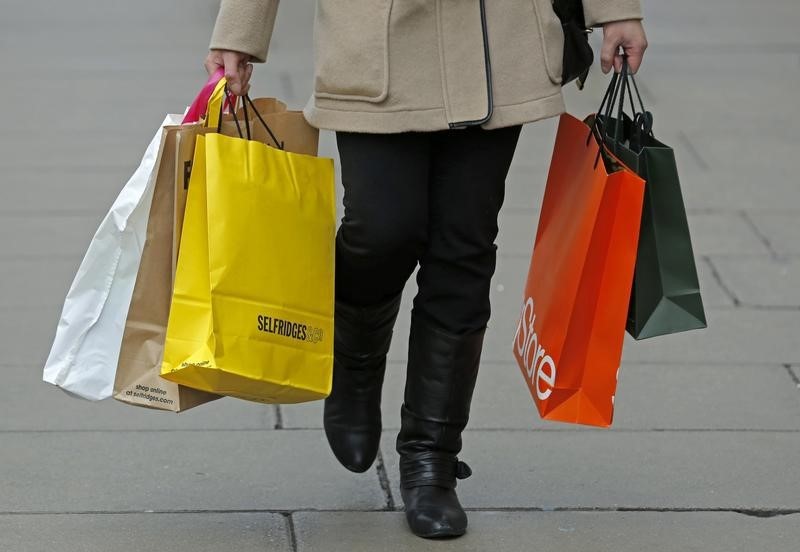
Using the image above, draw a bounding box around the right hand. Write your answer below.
[204,49,254,96]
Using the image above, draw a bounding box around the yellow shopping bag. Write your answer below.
[161,91,336,404]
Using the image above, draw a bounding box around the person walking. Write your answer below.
[204,0,647,539]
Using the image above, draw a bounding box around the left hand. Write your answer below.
[600,19,648,74]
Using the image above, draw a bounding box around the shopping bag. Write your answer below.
[42,113,183,400]
[113,124,221,411]
[42,71,229,402]
[161,90,335,404]
[112,74,228,411]
[115,85,322,410]
[597,68,706,340]
[512,110,645,427]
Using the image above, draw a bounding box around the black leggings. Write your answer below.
[335,125,522,335]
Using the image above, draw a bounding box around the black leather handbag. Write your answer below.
[553,0,594,89]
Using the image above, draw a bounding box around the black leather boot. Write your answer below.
[396,312,484,539]
[324,293,402,473]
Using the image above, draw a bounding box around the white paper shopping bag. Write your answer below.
[43,114,183,400]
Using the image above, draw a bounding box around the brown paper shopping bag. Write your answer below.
[114,99,319,411]
[113,125,219,411]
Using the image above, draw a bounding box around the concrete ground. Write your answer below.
[1,0,799,550]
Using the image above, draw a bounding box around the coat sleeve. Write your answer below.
[582,0,643,27]
[209,0,280,63]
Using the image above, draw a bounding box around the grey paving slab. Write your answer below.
[747,212,800,257]
[0,430,384,513]
[686,213,771,256]
[496,212,768,258]
[642,0,800,47]
[617,308,800,365]
[389,289,776,367]
[0,259,81,308]
[0,306,61,366]
[283,362,800,432]
[496,212,539,257]
[491,254,734,314]
[380,431,800,510]
[478,362,800,431]
[0,214,101,260]
[513,117,559,166]
[503,164,549,211]
[654,130,800,211]
[613,363,800,430]
[711,257,800,307]
[294,511,800,552]
[0,513,291,552]
[0,0,219,26]
[3,364,276,431]
[0,130,172,171]
[623,55,800,137]
[459,308,800,366]
[0,168,133,215]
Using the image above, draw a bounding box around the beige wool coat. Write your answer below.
[210,0,643,133]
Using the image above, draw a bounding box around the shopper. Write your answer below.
[204,0,647,539]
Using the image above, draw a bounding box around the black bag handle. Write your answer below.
[216,85,286,150]
[244,94,285,150]
[596,58,655,153]
[586,62,627,168]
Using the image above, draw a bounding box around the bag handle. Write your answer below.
[215,84,285,150]
[585,65,626,168]
[602,59,655,151]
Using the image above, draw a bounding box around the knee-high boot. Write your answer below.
[324,293,402,472]
[396,312,484,538]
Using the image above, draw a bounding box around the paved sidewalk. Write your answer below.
[1,1,799,550]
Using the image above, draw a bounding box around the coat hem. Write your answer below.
[302,92,565,133]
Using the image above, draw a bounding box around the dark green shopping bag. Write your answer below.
[597,66,706,340]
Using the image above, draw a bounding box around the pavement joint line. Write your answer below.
[1,507,798,517]
[375,448,396,512]
[702,256,741,307]
[740,210,780,259]
[3,428,799,435]
[783,364,800,387]
[282,512,298,552]
[676,131,710,172]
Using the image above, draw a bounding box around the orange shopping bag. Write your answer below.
[512,112,645,427]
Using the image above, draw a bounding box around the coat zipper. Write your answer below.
[448,0,494,129]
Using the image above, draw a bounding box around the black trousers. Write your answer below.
[335,125,522,335]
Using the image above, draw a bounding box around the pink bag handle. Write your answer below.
[182,68,225,124]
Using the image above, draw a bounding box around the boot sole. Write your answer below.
[412,527,466,539]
